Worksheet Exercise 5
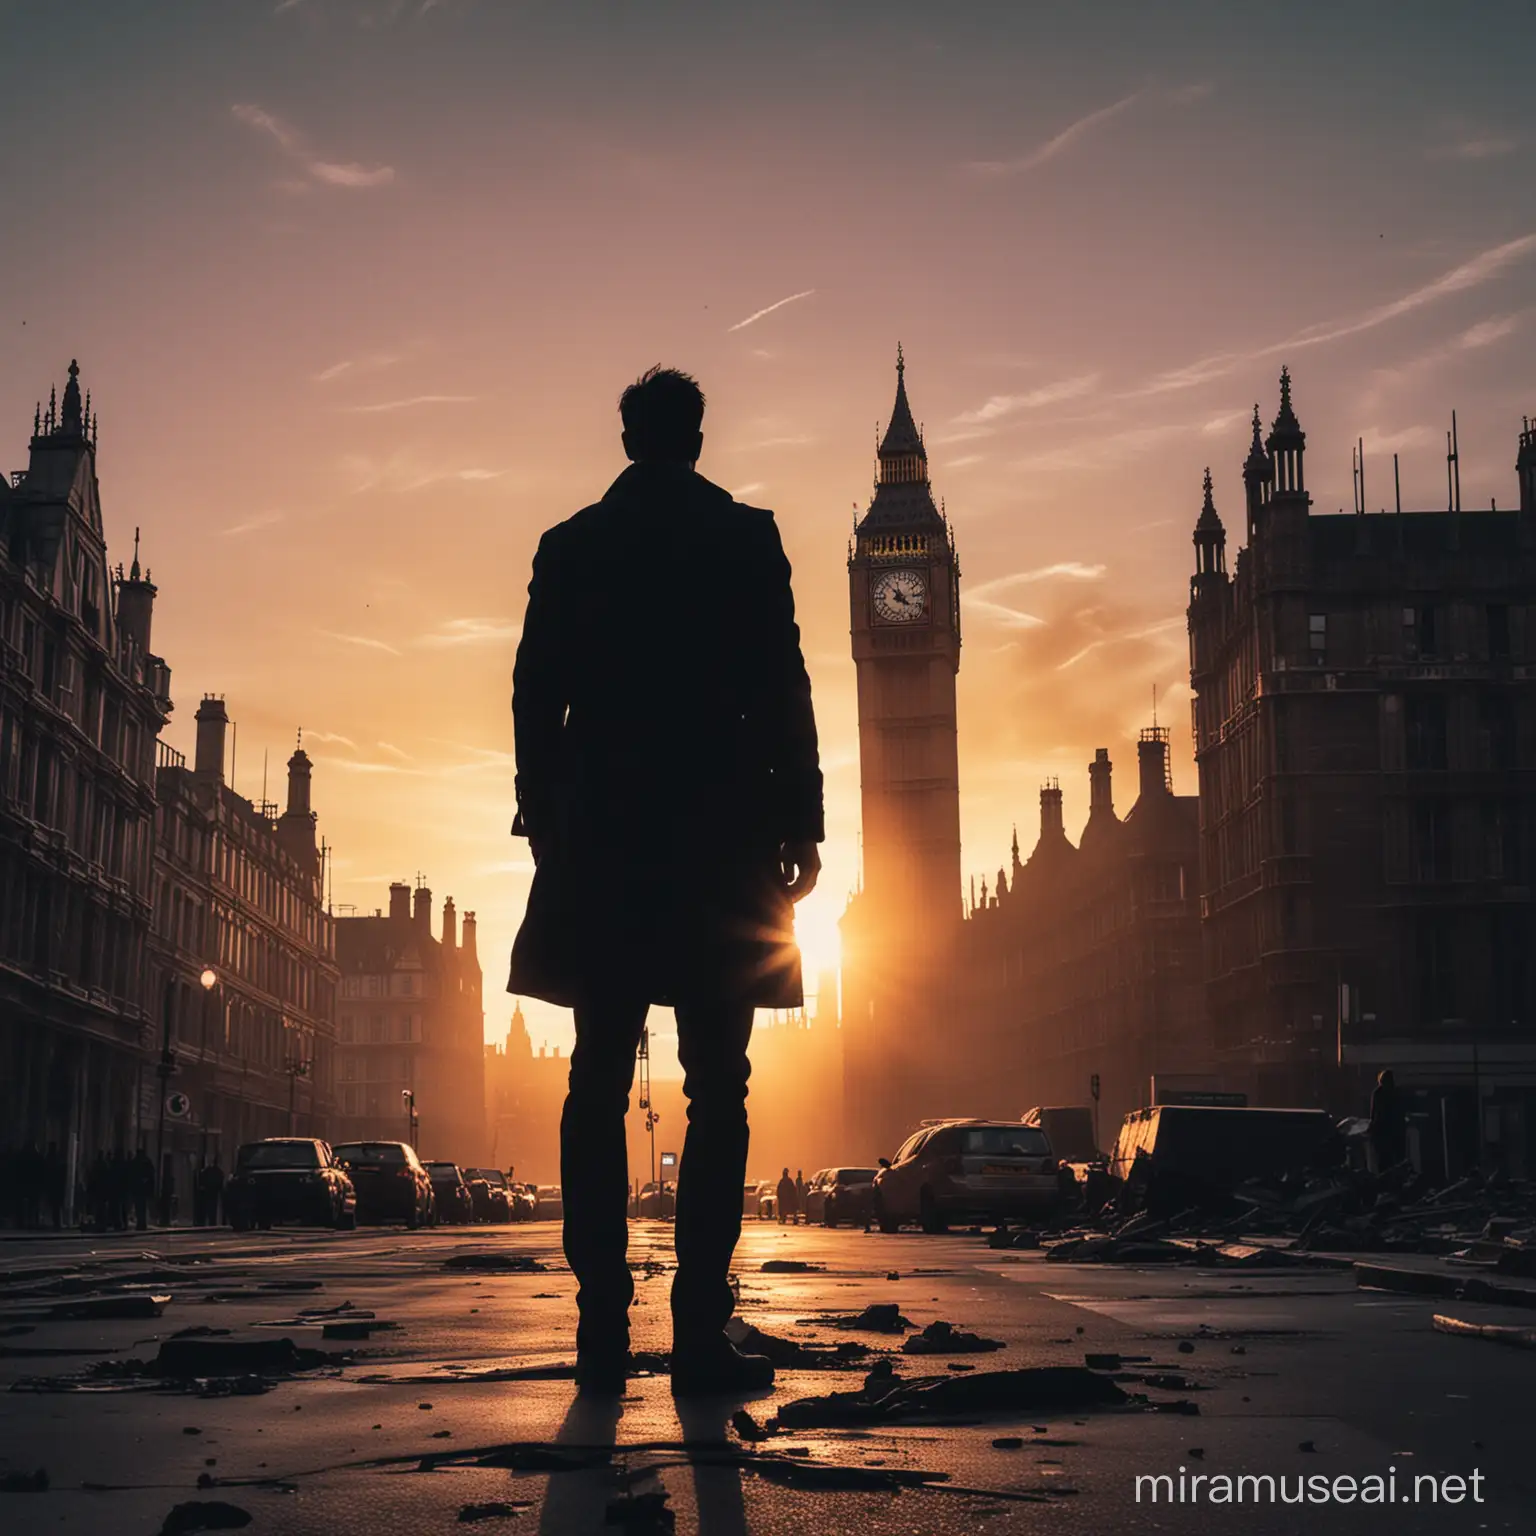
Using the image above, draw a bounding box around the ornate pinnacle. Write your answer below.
[1203,466,1214,509]
[896,340,904,376]
[1279,365,1292,413]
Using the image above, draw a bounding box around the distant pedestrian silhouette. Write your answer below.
[510,366,823,1396]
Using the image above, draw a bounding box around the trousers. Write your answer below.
[560,993,754,1356]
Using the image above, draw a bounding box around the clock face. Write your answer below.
[872,567,929,624]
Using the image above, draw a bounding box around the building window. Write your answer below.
[1404,604,1437,659]
[1412,800,1449,882]
[339,1015,353,1043]
[1488,604,1510,661]
[370,1014,386,1043]
[1308,613,1326,659]
[1405,694,1448,771]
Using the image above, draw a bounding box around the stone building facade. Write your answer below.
[839,350,965,1157]
[1187,372,1536,1177]
[334,882,487,1167]
[150,699,339,1205]
[957,734,1207,1144]
[0,364,173,1202]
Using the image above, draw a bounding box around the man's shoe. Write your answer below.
[670,1336,776,1397]
[574,1349,630,1396]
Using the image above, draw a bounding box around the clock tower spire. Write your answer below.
[842,347,964,1152]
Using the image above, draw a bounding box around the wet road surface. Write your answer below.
[1,1220,1531,1533]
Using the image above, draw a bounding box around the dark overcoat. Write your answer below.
[508,462,824,1010]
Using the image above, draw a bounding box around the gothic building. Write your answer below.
[839,349,965,1156]
[151,701,340,1202]
[0,363,173,1186]
[1188,371,1536,1177]
[335,882,487,1167]
[958,733,1207,1142]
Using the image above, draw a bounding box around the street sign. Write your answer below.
[660,1151,677,1170]
[166,1092,192,1119]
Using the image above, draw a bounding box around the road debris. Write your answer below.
[772,1367,1129,1429]
[1431,1314,1536,1348]
[459,1502,531,1523]
[901,1320,1004,1355]
[760,1260,823,1273]
[443,1253,547,1273]
[158,1501,253,1534]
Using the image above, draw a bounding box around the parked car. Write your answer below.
[741,1183,760,1216]
[225,1138,356,1231]
[1110,1105,1339,1215]
[331,1141,436,1227]
[753,1179,777,1220]
[423,1161,474,1225]
[534,1184,564,1220]
[463,1168,513,1223]
[805,1166,879,1227]
[507,1182,538,1221]
[871,1119,1062,1232]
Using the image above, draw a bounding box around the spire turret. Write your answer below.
[1192,466,1227,590]
[877,343,927,485]
[60,360,83,436]
[1265,366,1306,495]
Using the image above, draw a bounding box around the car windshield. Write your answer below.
[952,1126,1051,1157]
[467,1169,507,1188]
[333,1143,406,1166]
[834,1168,878,1184]
[425,1163,460,1179]
[237,1141,320,1170]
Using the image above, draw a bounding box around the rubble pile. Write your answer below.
[1027,1163,1536,1264]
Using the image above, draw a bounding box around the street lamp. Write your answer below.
[402,1088,419,1149]
[198,968,219,1164]
[155,972,179,1226]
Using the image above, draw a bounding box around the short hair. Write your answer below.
[619,366,706,461]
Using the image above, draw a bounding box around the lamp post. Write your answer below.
[285,1047,311,1135]
[198,969,217,1166]
[402,1088,419,1149]
[155,973,178,1226]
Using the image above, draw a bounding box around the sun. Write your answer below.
[792,887,844,993]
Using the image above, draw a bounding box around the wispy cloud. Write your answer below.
[1428,118,1517,162]
[232,103,395,189]
[304,730,357,749]
[727,289,816,332]
[1058,615,1185,671]
[340,451,507,493]
[375,741,412,759]
[219,510,286,536]
[963,84,1210,178]
[1130,233,1536,399]
[314,350,403,384]
[319,629,401,656]
[731,481,765,498]
[417,618,521,648]
[954,374,1100,425]
[964,564,1107,631]
[343,394,475,413]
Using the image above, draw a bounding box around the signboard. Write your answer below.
[166,1092,192,1119]
[1157,1090,1248,1108]
[659,1151,677,1170]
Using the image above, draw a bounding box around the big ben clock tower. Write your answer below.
[849,346,963,938]
[842,347,963,1152]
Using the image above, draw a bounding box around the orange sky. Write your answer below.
[2,1,1532,1067]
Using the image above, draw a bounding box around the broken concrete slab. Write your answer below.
[1431,1314,1536,1348]
[900,1321,1005,1355]
[442,1253,547,1273]
[772,1367,1129,1429]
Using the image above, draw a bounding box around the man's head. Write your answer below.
[620,366,705,466]
[1378,1069,1395,1088]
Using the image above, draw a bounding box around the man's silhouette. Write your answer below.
[510,367,822,1396]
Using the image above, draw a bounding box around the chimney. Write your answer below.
[276,744,319,872]
[1088,748,1114,817]
[1138,727,1172,800]
[194,696,228,782]
[388,882,411,924]
[442,896,457,950]
[1040,780,1065,840]
[414,885,433,933]
[461,910,478,964]
[1518,416,1536,517]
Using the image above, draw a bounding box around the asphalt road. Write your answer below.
[0,1219,1531,1534]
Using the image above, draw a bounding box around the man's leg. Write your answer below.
[670,999,754,1345]
[562,993,648,1362]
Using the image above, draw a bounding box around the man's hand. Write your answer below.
[780,840,821,902]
